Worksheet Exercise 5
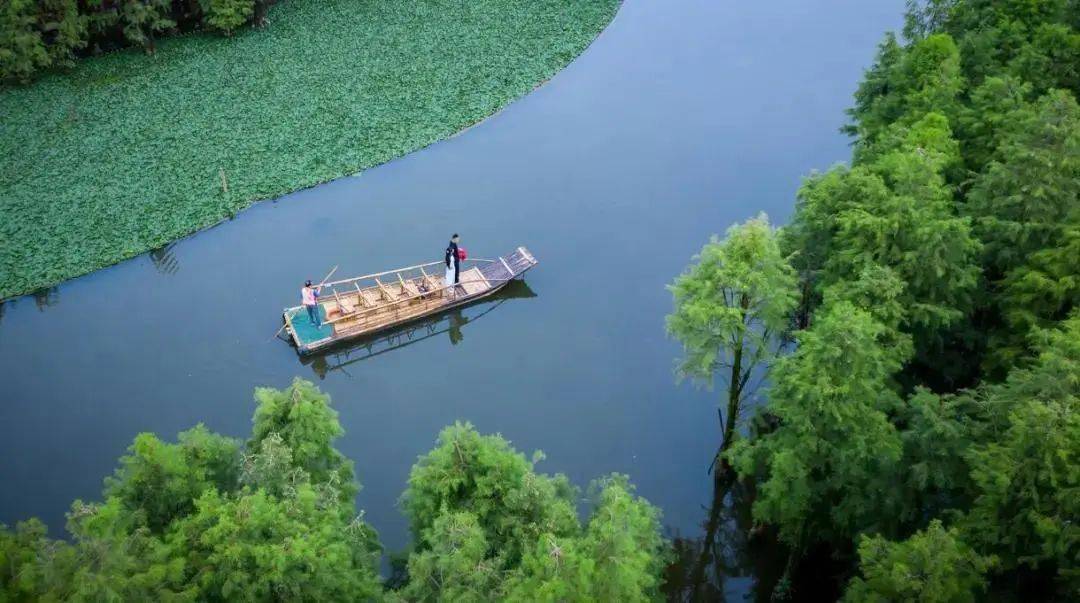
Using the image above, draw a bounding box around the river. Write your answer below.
[0,0,901,598]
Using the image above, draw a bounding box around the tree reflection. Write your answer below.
[32,287,59,311]
[663,470,786,602]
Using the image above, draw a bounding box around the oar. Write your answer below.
[268,264,340,342]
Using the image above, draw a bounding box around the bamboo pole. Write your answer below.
[319,259,495,288]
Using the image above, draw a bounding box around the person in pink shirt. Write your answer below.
[301,280,321,327]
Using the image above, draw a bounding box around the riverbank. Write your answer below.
[0,0,619,300]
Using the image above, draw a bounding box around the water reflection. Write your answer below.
[663,474,785,602]
[149,243,180,275]
[31,287,59,312]
[298,280,537,379]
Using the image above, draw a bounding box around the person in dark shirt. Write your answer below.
[444,234,461,295]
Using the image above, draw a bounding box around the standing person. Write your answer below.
[301,279,321,327]
[444,233,461,298]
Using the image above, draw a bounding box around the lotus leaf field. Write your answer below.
[0,0,619,299]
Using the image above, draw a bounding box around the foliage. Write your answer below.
[116,0,174,53]
[843,520,993,603]
[704,0,1080,599]
[400,510,501,602]
[667,214,798,452]
[169,486,382,601]
[1,0,52,82]
[505,476,666,602]
[0,0,620,299]
[250,377,356,503]
[204,0,255,35]
[966,89,1080,279]
[400,427,666,601]
[962,315,1080,588]
[729,301,904,546]
[0,382,667,600]
[401,421,579,570]
[103,424,240,532]
[788,124,980,354]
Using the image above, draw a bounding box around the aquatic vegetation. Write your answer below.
[0,0,619,299]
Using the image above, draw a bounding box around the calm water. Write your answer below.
[0,0,900,598]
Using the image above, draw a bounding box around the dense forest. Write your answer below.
[1,0,278,81]
[0,379,666,601]
[669,0,1078,600]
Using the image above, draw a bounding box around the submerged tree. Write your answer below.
[666,214,798,466]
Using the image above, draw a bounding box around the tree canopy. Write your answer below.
[0,381,667,601]
[709,1,1080,599]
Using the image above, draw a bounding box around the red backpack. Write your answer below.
[457,247,467,261]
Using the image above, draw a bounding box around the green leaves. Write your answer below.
[250,377,355,503]
[729,301,904,545]
[843,520,994,603]
[961,315,1080,587]
[204,0,255,36]
[401,421,579,571]
[400,426,666,602]
[505,476,666,602]
[0,0,620,299]
[667,214,798,385]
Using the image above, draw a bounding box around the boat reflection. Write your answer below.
[298,279,537,379]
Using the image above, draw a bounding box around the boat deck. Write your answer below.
[283,246,536,354]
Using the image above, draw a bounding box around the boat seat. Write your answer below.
[337,298,357,314]
[360,289,379,307]
[401,279,421,297]
[397,274,421,298]
[375,278,398,302]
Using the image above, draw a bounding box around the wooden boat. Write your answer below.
[298,280,537,377]
[282,246,537,355]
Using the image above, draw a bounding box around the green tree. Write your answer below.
[170,486,382,601]
[103,424,240,533]
[401,511,500,602]
[962,315,1080,589]
[505,476,665,602]
[0,0,49,81]
[729,301,904,549]
[843,520,993,603]
[666,214,798,461]
[999,225,1080,349]
[966,89,1080,280]
[118,0,174,53]
[1008,23,1080,94]
[847,33,963,148]
[956,75,1033,172]
[203,0,254,35]
[401,422,579,571]
[250,377,356,504]
[36,0,85,67]
[788,119,980,356]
